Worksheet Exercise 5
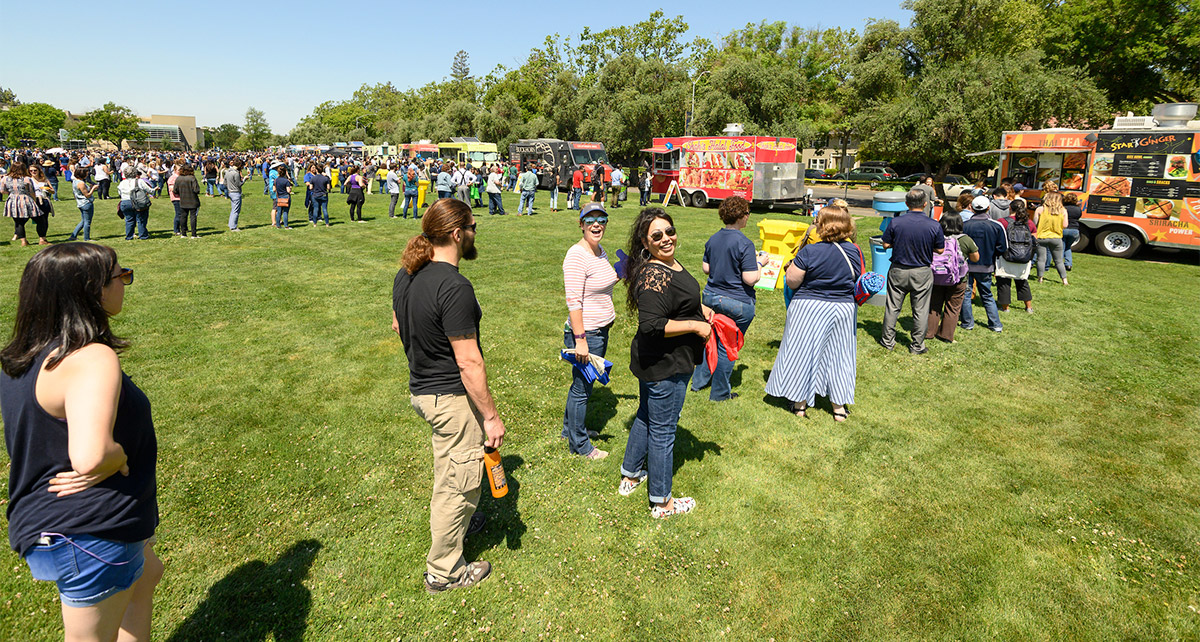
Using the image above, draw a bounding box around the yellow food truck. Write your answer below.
[438,137,499,168]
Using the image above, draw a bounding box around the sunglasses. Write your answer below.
[462,222,477,232]
[582,216,608,226]
[111,267,133,285]
[649,226,677,242]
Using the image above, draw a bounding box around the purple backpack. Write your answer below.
[931,235,968,285]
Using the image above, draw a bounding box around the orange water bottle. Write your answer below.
[483,447,508,498]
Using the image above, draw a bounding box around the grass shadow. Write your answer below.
[585,387,622,440]
[672,426,722,475]
[466,454,528,554]
[166,539,321,642]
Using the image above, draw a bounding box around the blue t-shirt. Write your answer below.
[792,241,863,302]
[881,211,945,268]
[702,228,758,303]
[274,175,291,197]
[309,174,331,198]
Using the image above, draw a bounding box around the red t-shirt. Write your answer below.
[571,170,583,189]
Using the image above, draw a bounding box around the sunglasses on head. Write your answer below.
[649,226,677,242]
[111,267,133,285]
[582,216,608,226]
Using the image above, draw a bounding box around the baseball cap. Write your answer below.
[971,196,991,212]
[580,202,607,219]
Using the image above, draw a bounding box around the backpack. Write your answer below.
[931,234,968,285]
[1002,217,1035,263]
[130,179,152,210]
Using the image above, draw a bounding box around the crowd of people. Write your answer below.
[0,148,647,243]
[1,143,1088,640]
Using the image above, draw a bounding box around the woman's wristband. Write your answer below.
[573,333,586,340]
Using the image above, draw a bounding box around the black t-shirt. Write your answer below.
[1064,204,1082,230]
[630,263,705,381]
[274,175,291,196]
[309,174,331,197]
[393,262,482,395]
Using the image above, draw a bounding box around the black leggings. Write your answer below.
[97,178,111,199]
[348,199,364,221]
[182,208,198,236]
[14,215,48,240]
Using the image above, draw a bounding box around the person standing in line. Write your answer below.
[308,163,332,227]
[765,204,862,421]
[392,198,504,593]
[547,163,560,212]
[345,167,366,223]
[386,162,402,219]
[913,175,939,216]
[516,165,537,215]
[454,164,471,204]
[619,208,709,519]
[42,158,60,201]
[274,169,294,230]
[639,170,652,207]
[173,164,202,239]
[996,200,1035,314]
[878,189,945,354]
[261,158,271,196]
[1033,192,1069,286]
[2,161,45,246]
[436,162,454,201]
[203,161,218,197]
[1056,192,1082,272]
[117,168,154,242]
[67,167,97,241]
[93,159,112,200]
[401,168,420,219]
[961,195,1008,332]
[926,213,978,343]
[570,166,584,210]
[167,163,184,237]
[1,243,163,642]
[485,165,506,215]
[689,196,761,401]
[224,159,247,231]
[561,203,619,461]
[608,166,625,209]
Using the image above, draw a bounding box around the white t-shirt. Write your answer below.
[486,172,503,194]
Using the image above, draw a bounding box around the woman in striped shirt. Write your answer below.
[765,204,862,422]
[562,203,619,460]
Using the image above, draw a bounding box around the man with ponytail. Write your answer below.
[391,199,505,593]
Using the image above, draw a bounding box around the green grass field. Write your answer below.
[1,185,1198,641]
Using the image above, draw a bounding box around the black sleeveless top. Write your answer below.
[2,346,158,556]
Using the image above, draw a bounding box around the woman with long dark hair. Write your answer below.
[173,164,202,239]
[345,165,366,222]
[619,207,710,519]
[2,161,45,246]
[996,200,1035,313]
[0,243,162,642]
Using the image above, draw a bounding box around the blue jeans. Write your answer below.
[70,201,94,240]
[263,177,269,195]
[277,201,290,228]
[402,192,418,218]
[228,192,242,229]
[518,189,536,214]
[488,192,504,215]
[205,178,216,196]
[570,187,582,209]
[561,326,610,455]
[438,190,451,200]
[621,372,690,504]
[120,200,148,239]
[50,178,59,201]
[690,292,755,400]
[549,185,559,209]
[960,272,1001,331]
[1055,228,1079,269]
[313,195,329,224]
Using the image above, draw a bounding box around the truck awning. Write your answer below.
[640,147,671,154]
[967,147,1092,157]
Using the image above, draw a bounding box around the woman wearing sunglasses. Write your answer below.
[1,243,162,641]
[561,203,619,461]
[619,208,712,518]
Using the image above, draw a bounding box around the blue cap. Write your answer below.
[580,202,607,219]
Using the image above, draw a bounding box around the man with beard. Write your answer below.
[392,198,505,594]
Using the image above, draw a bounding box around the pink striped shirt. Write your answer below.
[563,244,618,330]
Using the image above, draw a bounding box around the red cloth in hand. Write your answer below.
[704,313,744,373]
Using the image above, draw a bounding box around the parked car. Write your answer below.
[804,168,830,180]
[901,173,975,199]
[831,166,899,186]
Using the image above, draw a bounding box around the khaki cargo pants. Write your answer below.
[411,393,486,583]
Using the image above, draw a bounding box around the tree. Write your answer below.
[210,123,241,149]
[451,50,471,83]
[0,102,65,146]
[243,107,272,150]
[0,86,17,107]
[73,102,144,149]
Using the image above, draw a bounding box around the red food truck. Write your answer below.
[644,136,804,208]
[399,142,439,162]
[977,111,1200,258]
[508,139,613,190]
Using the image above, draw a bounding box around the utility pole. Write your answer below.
[689,70,710,137]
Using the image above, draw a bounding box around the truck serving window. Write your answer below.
[572,149,610,165]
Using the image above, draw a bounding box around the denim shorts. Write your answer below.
[24,534,147,607]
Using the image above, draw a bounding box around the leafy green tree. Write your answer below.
[73,102,144,149]
[243,107,272,150]
[0,102,65,146]
[0,86,17,107]
[287,117,337,145]
[210,123,241,149]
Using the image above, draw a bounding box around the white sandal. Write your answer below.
[651,496,696,519]
[618,473,647,496]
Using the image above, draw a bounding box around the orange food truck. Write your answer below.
[645,136,804,208]
[982,111,1200,258]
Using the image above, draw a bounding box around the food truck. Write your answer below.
[983,106,1200,258]
[438,137,499,168]
[508,139,613,190]
[398,141,439,162]
[644,136,804,208]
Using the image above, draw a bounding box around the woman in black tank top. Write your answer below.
[0,243,162,641]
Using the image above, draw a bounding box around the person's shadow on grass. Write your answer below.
[166,539,321,642]
[672,427,721,474]
[585,388,635,442]
[466,454,527,554]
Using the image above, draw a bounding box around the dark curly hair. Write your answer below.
[624,207,674,313]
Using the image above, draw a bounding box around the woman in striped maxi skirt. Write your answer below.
[765,204,862,422]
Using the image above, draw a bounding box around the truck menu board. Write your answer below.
[1087,132,1200,226]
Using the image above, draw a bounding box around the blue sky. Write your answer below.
[4,1,910,133]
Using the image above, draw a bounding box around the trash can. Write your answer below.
[873,191,907,232]
[869,235,892,278]
[757,219,810,257]
[418,179,431,207]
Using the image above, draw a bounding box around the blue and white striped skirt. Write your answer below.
[765,298,857,406]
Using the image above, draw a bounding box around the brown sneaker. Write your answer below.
[424,561,491,594]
